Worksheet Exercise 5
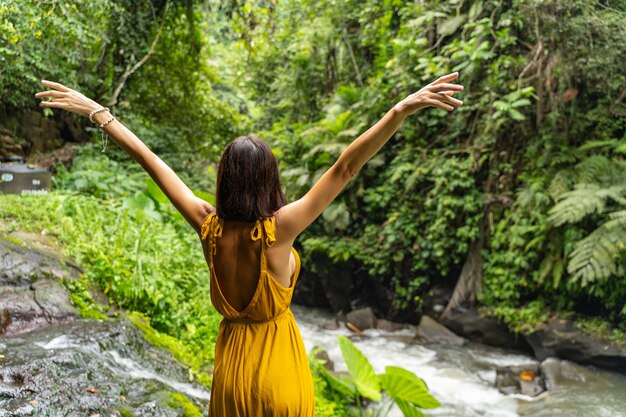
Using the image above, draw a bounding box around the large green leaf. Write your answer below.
[145,178,169,206]
[379,366,440,409]
[337,336,382,401]
[308,348,356,400]
[317,365,357,400]
[193,189,216,206]
[394,398,428,417]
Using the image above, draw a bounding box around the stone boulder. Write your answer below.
[346,307,377,331]
[495,364,546,397]
[416,315,466,346]
[440,305,532,352]
[525,318,626,373]
[0,237,81,335]
[375,318,410,332]
[0,237,81,287]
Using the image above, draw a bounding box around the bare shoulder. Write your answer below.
[272,209,298,249]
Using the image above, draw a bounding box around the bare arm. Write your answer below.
[275,72,464,243]
[35,80,214,236]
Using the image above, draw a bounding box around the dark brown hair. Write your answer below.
[216,134,287,221]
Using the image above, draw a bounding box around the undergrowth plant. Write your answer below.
[311,336,440,417]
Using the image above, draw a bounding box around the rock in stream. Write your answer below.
[0,319,210,417]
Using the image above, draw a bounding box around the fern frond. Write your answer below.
[567,216,626,284]
[575,155,611,184]
[548,184,626,226]
[578,139,620,152]
[548,169,575,199]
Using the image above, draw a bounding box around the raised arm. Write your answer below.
[35,80,214,236]
[275,72,464,243]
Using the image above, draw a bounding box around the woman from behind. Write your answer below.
[35,71,463,415]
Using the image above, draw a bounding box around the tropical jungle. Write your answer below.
[0,1,625,416]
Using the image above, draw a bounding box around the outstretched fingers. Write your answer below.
[424,98,454,111]
[38,100,65,108]
[40,80,71,92]
[34,90,64,99]
[437,92,463,107]
[431,72,459,85]
[429,82,464,93]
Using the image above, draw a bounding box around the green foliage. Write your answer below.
[154,0,626,331]
[167,392,204,417]
[0,192,220,388]
[338,335,382,402]
[547,154,626,285]
[63,278,109,321]
[309,350,351,417]
[316,336,439,417]
[3,1,626,406]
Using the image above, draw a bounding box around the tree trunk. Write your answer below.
[441,213,487,318]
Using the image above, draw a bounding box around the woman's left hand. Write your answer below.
[34,80,102,117]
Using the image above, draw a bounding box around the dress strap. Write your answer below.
[250,216,276,271]
[250,217,276,247]
[201,213,223,256]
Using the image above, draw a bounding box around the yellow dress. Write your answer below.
[201,213,315,416]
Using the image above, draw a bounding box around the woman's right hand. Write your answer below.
[394,72,464,117]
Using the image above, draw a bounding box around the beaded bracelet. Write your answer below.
[88,106,109,123]
[98,115,116,128]
[97,114,116,153]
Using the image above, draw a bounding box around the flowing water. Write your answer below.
[0,320,210,416]
[291,305,626,417]
[2,307,625,416]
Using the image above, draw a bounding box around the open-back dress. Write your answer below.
[201,213,315,416]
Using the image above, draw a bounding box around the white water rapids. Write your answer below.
[291,304,626,417]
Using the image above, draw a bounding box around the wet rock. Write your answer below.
[0,320,209,417]
[0,238,80,336]
[321,317,340,330]
[0,238,81,287]
[312,346,335,371]
[416,315,466,346]
[495,364,546,397]
[375,318,409,332]
[346,307,376,331]
[525,318,626,374]
[0,281,78,336]
[540,357,567,390]
[0,286,49,335]
[32,279,78,319]
[440,305,531,352]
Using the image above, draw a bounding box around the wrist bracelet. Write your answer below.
[98,115,116,128]
[89,107,109,123]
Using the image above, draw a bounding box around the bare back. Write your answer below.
[201,216,297,313]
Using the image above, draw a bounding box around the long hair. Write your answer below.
[216,134,287,221]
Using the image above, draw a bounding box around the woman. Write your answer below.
[35,72,463,416]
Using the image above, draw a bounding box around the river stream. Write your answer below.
[1,306,625,416]
[291,305,626,417]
